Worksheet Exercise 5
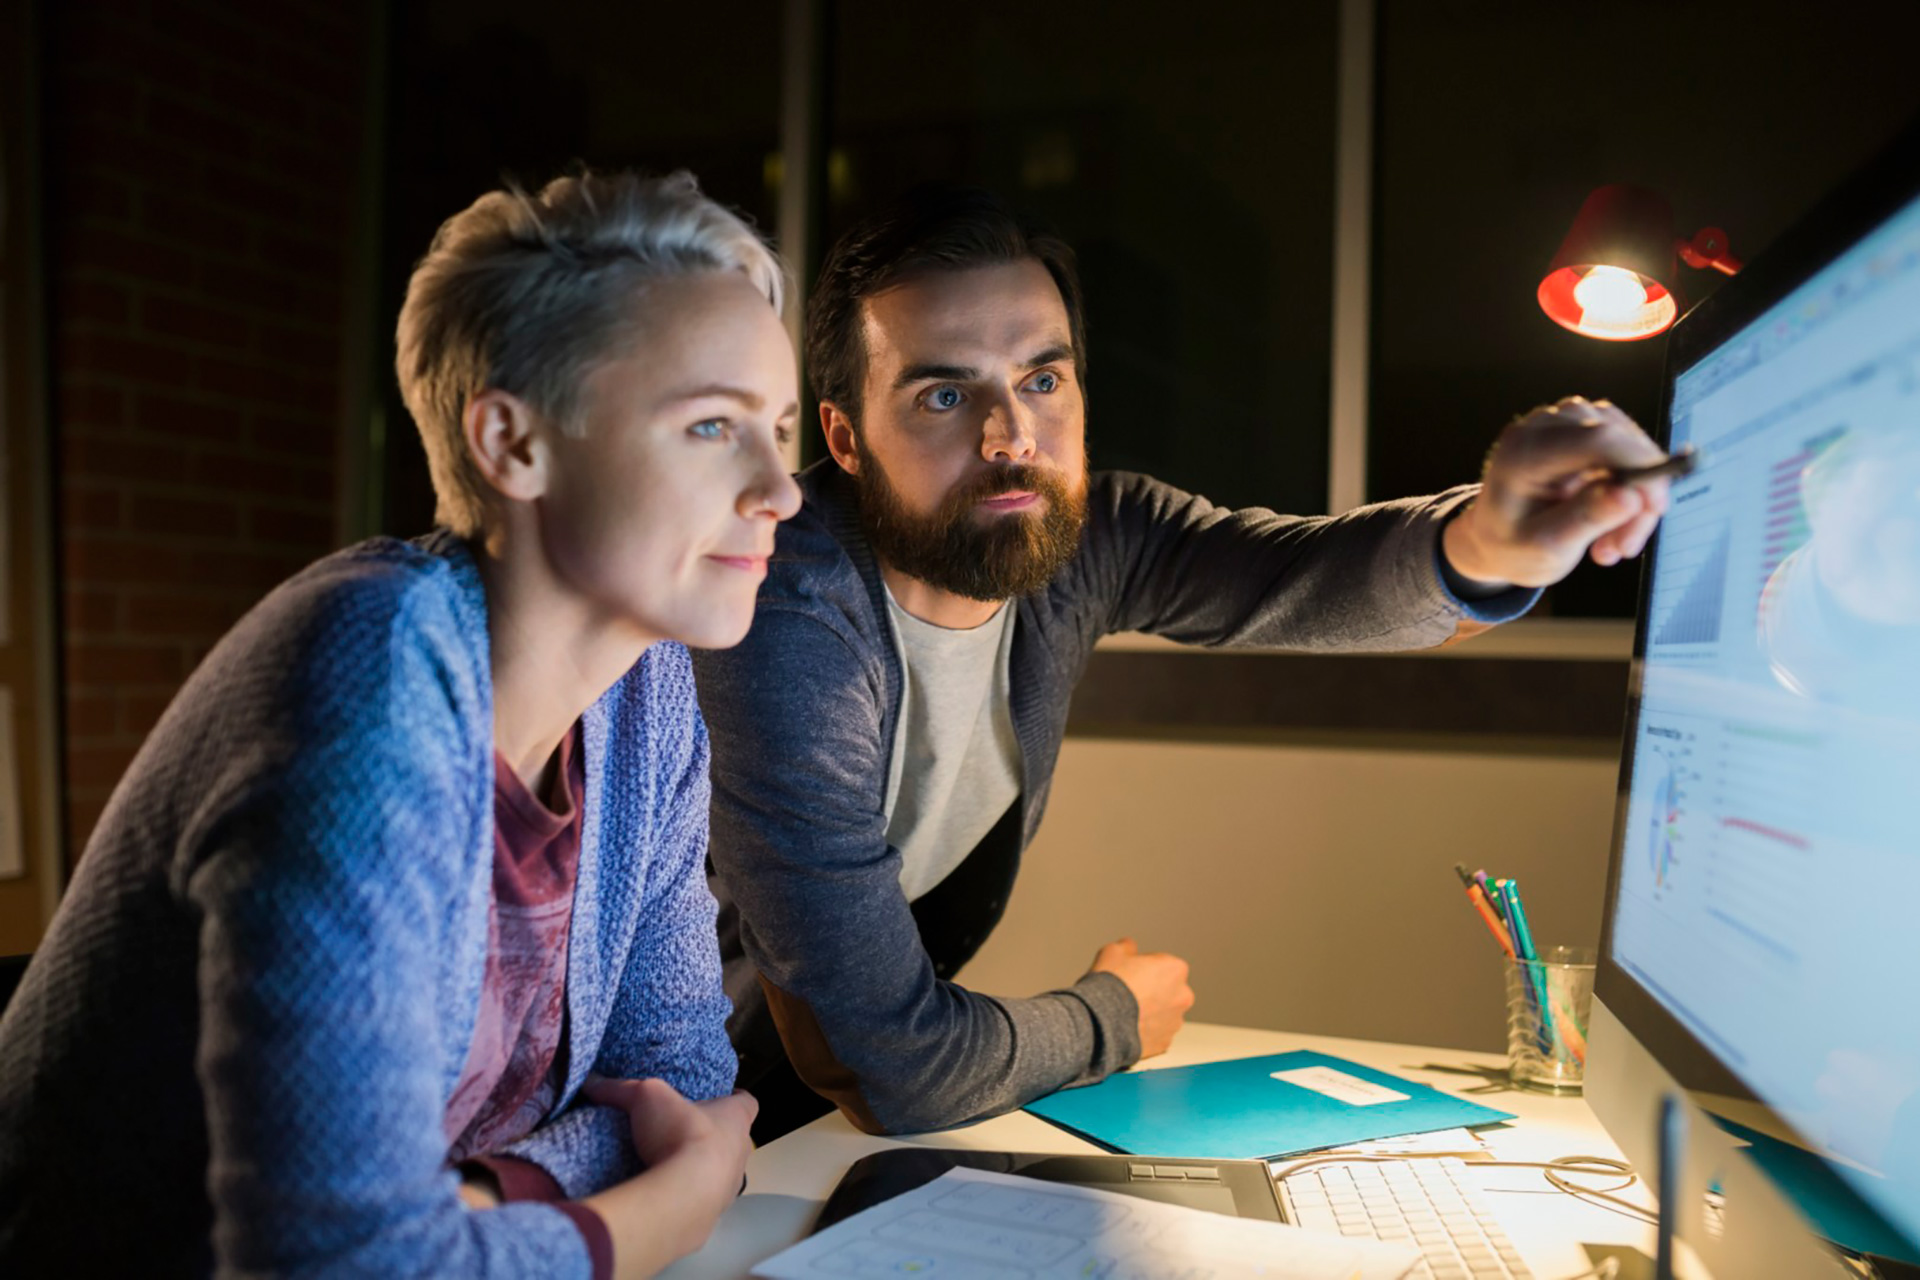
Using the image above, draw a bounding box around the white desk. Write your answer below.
[664,1023,1661,1279]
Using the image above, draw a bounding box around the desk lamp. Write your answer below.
[1537,184,1741,340]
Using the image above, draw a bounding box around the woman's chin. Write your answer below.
[670,611,756,652]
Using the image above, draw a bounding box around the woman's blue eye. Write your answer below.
[690,419,726,440]
[928,387,963,411]
[1031,371,1059,393]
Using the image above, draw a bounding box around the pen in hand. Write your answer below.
[1606,446,1699,487]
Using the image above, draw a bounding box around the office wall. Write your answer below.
[45,0,373,868]
[959,733,1619,1055]
[1,3,61,956]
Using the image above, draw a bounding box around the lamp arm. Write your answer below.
[1678,226,1742,275]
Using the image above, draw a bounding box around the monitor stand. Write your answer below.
[1587,1003,1854,1279]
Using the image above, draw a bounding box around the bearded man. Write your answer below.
[690,186,1672,1141]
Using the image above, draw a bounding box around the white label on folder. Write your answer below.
[1270,1066,1410,1106]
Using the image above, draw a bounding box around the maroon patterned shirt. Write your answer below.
[445,724,613,1277]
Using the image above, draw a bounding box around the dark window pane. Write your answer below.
[378,0,783,535]
[829,1,1338,515]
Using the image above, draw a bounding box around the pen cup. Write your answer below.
[1504,945,1596,1094]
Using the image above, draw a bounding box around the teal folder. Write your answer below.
[1023,1050,1516,1161]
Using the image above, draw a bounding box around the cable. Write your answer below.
[1540,1155,1658,1225]
[1272,1149,1653,1221]
[1272,1151,1655,1278]
[1271,1150,1661,1225]
[1273,1151,1902,1279]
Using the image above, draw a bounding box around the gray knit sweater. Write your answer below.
[692,463,1534,1134]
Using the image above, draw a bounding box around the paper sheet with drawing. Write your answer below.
[751,1166,1418,1279]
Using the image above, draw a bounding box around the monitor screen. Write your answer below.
[1605,150,1920,1256]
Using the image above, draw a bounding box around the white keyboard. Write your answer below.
[1277,1157,1534,1280]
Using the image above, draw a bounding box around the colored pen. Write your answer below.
[1489,882,1566,1059]
[1471,869,1506,926]
[1548,987,1589,1064]
[1497,879,1553,1055]
[1496,879,1539,962]
[1453,864,1515,958]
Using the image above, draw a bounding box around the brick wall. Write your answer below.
[48,0,372,860]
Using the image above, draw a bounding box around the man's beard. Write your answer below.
[853,437,1089,602]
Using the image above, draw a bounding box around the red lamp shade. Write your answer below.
[1538,184,1681,341]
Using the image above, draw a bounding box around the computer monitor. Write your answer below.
[1589,113,1920,1278]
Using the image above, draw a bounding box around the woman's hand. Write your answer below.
[579,1077,758,1278]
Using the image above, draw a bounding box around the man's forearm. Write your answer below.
[771,970,1139,1134]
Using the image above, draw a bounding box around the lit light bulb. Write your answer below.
[1572,265,1649,323]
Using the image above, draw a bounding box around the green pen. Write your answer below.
[1499,879,1553,1056]
[1498,879,1539,962]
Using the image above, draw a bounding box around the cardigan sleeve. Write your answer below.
[182,577,596,1279]
[493,648,737,1199]
[587,687,737,1097]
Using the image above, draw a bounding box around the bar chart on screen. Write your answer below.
[1700,720,1819,972]
[1650,528,1728,648]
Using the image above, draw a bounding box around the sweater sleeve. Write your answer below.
[493,650,737,1199]
[493,866,734,1200]
[697,603,1132,1135]
[493,855,735,1201]
[183,585,595,1278]
[465,1158,615,1280]
[588,684,737,1098]
[1080,474,1537,649]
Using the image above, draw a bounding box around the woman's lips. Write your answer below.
[709,555,768,573]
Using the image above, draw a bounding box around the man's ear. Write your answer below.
[822,401,860,476]
[464,389,548,503]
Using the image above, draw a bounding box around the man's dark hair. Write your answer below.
[805,184,1088,424]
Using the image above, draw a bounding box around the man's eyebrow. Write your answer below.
[892,362,976,391]
[1022,343,1075,370]
[890,344,1075,392]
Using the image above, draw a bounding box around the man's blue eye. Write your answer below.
[690,419,726,440]
[928,387,962,410]
[1031,371,1059,393]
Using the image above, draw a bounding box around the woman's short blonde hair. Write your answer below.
[395,171,785,536]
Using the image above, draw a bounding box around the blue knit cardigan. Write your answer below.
[0,534,736,1277]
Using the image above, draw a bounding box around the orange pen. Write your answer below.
[1454,863,1516,958]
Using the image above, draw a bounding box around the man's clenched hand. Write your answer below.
[1091,937,1194,1060]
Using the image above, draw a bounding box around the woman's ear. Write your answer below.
[464,389,549,503]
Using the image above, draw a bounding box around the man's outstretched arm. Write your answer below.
[1086,397,1671,652]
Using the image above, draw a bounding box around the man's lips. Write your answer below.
[978,490,1040,512]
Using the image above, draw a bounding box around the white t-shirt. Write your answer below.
[880,586,1025,902]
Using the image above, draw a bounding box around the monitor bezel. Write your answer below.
[1594,109,1920,1259]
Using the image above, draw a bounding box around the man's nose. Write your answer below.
[980,391,1037,462]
